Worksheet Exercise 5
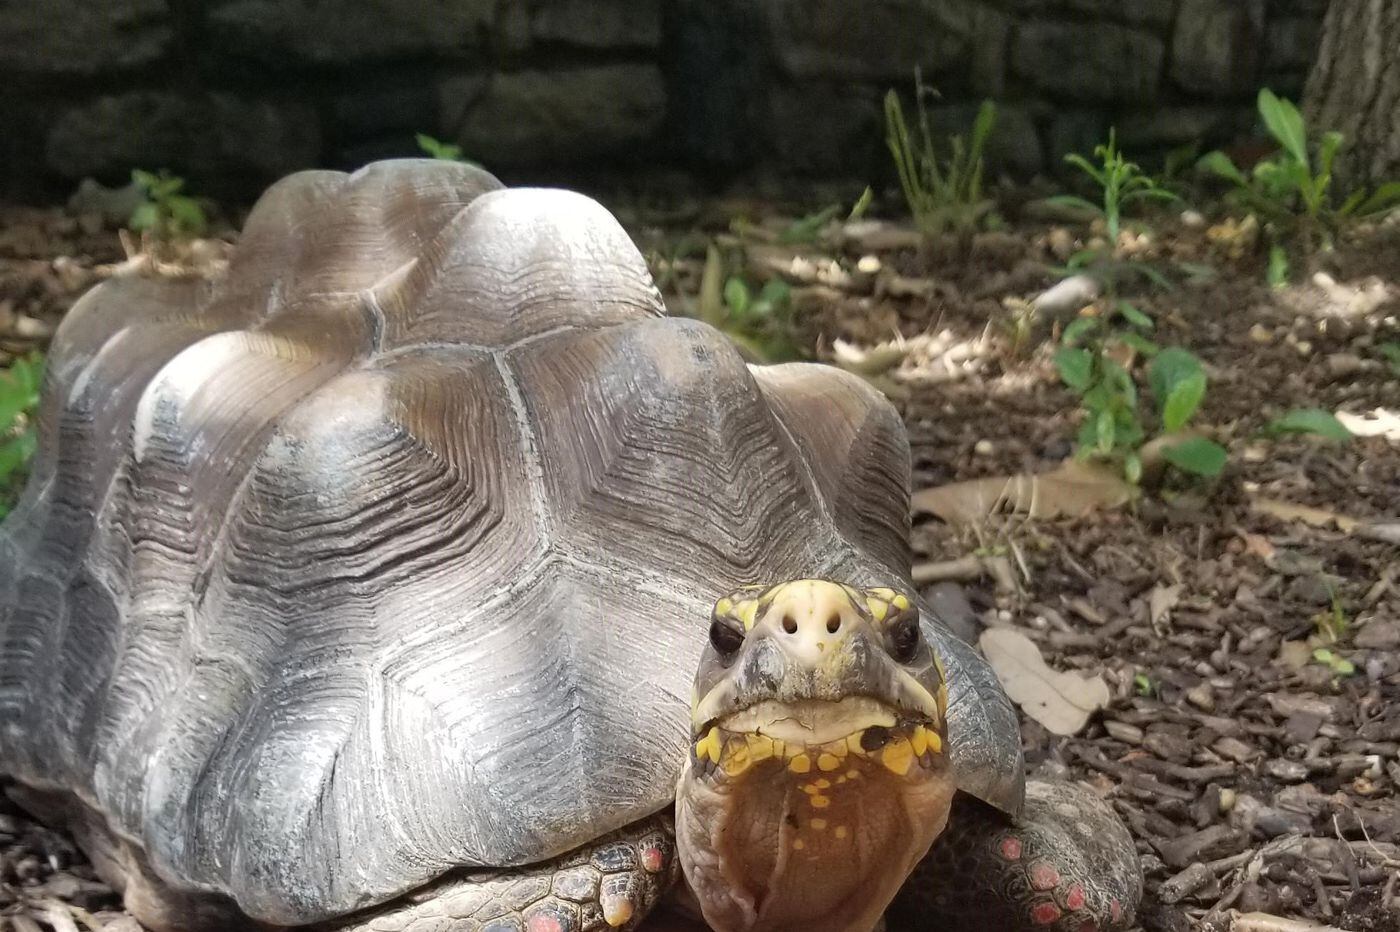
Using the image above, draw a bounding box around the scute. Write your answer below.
[0,160,1023,927]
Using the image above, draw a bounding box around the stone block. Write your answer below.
[1118,105,1247,149]
[45,92,322,189]
[1016,0,1177,28]
[443,65,666,166]
[764,0,992,83]
[531,0,661,49]
[1264,16,1323,73]
[1171,0,1265,97]
[926,103,1046,177]
[1012,20,1165,102]
[207,0,495,64]
[0,0,170,73]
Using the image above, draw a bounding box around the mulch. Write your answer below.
[2,183,1398,931]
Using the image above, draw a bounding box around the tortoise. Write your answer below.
[0,160,1141,932]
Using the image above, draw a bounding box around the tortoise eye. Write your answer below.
[888,610,921,663]
[709,618,745,656]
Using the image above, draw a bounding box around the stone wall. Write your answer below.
[0,0,1327,200]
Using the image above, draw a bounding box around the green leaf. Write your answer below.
[1352,181,1400,217]
[1095,408,1116,454]
[779,204,842,244]
[723,277,751,317]
[697,244,727,328]
[1124,451,1143,485]
[1041,195,1103,217]
[1163,437,1228,477]
[0,431,36,479]
[129,202,159,232]
[1118,332,1160,357]
[1149,347,1205,404]
[1115,301,1153,330]
[757,279,792,308]
[1061,318,1099,345]
[847,186,874,222]
[1267,244,1290,288]
[1055,347,1095,392]
[1197,151,1248,187]
[1162,372,1207,431]
[1264,408,1352,442]
[1258,88,1309,169]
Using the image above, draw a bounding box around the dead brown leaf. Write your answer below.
[1248,496,1359,532]
[979,627,1111,736]
[911,460,1134,525]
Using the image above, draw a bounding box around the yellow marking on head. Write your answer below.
[892,593,910,610]
[937,683,949,720]
[835,775,847,784]
[792,838,805,850]
[911,726,930,757]
[866,597,889,621]
[810,794,831,809]
[721,740,751,777]
[770,739,786,759]
[835,825,849,839]
[815,778,831,789]
[845,734,866,757]
[745,734,775,764]
[817,753,841,772]
[881,738,914,776]
[928,730,943,754]
[788,754,812,774]
[736,600,759,630]
[811,818,828,830]
[846,769,861,780]
[867,587,896,601]
[715,597,732,616]
[802,783,820,795]
[695,727,722,763]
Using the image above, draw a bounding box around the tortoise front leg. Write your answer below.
[886,782,1142,932]
[334,813,678,932]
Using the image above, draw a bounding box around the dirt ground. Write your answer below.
[1,180,1398,931]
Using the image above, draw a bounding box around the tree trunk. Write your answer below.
[1303,0,1400,191]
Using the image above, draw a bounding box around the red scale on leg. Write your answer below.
[527,915,564,932]
[998,835,1023,861]
[641,846,665,873]
[1029,861,1061,891]
[1030,901,1062,925]
[1077,921,1099,932]
[1063,883,1086,911]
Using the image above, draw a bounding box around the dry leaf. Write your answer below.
[1336,407,1400,440]
[912,460,1134,525]
[1275,640,1312,671]
[1248,497,1359,532]
[1148,583,1181,629]
[1231,912,1350,932]
[1239,531,1277,562]
[979,627,1110,736]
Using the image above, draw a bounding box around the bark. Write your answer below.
[1303,0,1400,191]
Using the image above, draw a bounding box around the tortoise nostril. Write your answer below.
[782,615,798,634]
[826,614,841,634]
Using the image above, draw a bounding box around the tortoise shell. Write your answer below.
[0,161,1021,925]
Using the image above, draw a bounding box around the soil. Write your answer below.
[2,182,1398,931]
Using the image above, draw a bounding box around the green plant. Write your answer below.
[1311,647,1355,677]
[884,74,997,241]
[1314,585,1349,643]
[693,244,800,363]
[1133,672,1156,697]
[416,133,485,169]
[1377,342,1400,375]
[1050,130,1179,246]
[0,353,43,521]
[129,170,208,241]
[1056,318,1225,482]
[1263,408,1352,442]
[771,186,874,246]
[1198,89,1400,265]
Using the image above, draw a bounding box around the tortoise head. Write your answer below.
[675,579,956,932]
